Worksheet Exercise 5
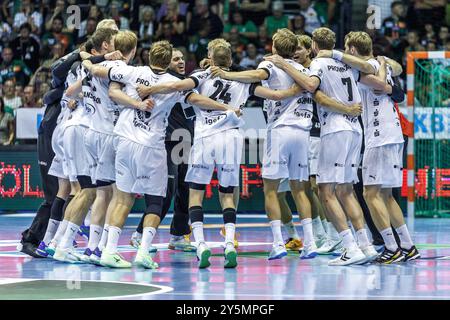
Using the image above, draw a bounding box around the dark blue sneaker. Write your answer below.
[80,248,93,263]
[35,241,49,258]
[90,247,102,265]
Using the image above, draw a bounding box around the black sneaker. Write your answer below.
[402,245,420,261]
[375,247,404,264]
[20,242,45,258]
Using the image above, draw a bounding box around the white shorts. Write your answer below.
[84,129,116,183]
[48,125,72,180]
[185,129,243,188]
[317,131,362,184]
[262,127,310,181]
[278,178,290,192]
[115,137,167,196]
[362,143,404,188]
[62,125,91,178]
[308,136,321,176]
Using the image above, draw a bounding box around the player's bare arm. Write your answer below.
[254,84,302,101]
[136,78,196,98]
[82,60,110,78]
[316,50,376,75]
[108,82,155,111]
[186,93,241,117]
[313,90,362,117]
[65,78,83,98]
[210,66,268,83]
[383,57,403,77]
[360,59,392,94]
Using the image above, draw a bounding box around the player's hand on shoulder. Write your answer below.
[68,100,78,110]
[348,103,362,117]
[138,98,155,111]
[316,50,332,59]
[79,51,92,61]
[264,54,285,68]
[105,50,124,61]
[376,56,386,64]
[137,84,152,99]
[82,59,92,70]
[199,58,211,69]
[234,108,243,117]
[210,66,225,78]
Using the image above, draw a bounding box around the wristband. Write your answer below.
[89,54,106,64]
[332,50,344,61]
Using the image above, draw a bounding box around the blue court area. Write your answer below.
[1,214,450,300]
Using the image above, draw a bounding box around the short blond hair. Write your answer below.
[345,31,372,56]
[207,38,231,51]
[272,28,298,58]
[312,27,336,50]
[297,35,312,50]
[212,45,232,68]
[149,40,173,69]
[114,30,137,56]
[96,19,118,31]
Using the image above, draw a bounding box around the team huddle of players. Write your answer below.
[34,18,420,269]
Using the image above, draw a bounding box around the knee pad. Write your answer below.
[96,180,114,187]
[189,182,206,191]
[77,175,96,189]
[189,206,203,223]
[223,207,236,224]
[144,195,164,217]
[219,185,235,194]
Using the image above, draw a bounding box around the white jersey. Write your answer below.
[358,59,404,148]
[309,57,362,136]
[57,65,79,130]
[258,60,313,131]
[189,67,249,139]
[110,65,190,149]
[82,60,122,135]
[64,65,91,128]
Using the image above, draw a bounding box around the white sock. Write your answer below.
[380,227,399,251]
[43,219,60,244]
[312,217,327,240]
[224,223,236,247]
[52,219,68,245]
[105,226,122,253]
[321,219,328,232]
[395,224,414,250]
[301,218,314,246]
[283,221,300,240]
[355,228,371,249]
[84,209,91,226]
[326,221,340,241]
[339,229,358,250]
[270,220,284,247]
[87,224,102,251]
[59,222,80,249]
[98,224,109,251]
[140,227,156,254]
[191,222,205,244]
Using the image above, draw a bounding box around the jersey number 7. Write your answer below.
[341,77,353,101]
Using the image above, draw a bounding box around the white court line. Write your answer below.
[0,213,269,219]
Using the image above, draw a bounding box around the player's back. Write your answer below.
[64,65,90,128]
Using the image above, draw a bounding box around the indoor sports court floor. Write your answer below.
[1,214,450,300]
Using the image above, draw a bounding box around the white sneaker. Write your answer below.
[134,250,159,269]
[328,247,366,266]
[299,242,318,259]
[268,244,287,260]
[197,242,211,269]
[359,245,379,264]
[53,247,82,263]
[315,236,328,248]
[317,239,342,254]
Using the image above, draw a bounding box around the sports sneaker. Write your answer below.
[328,247,366,266]
[315,236,328,248]
[402,245,420,261]
[80,248,93,263]
[299,242,318,259]
[46,241,57,257]
[134,251,159,269]
[19,242,44,258]
[197,243,211,269]
[330,241,345,256]
[72,240,78,248]
[100,250,132,268]
[89,247,102,265]
[130,231,141,249]
[359,245,379,264]
[53,247,82,263]
[317,239,342,254]
[285,238,303,251]
[224,245,238,268]
[375,247,404,264]
[168,236,196,252]
[35,241,49,258]
[78,225,90,240]
[220,227,239,248]
[268,244,287,260]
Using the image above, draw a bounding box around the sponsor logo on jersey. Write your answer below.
[191,164,209,169]
[136,78,151,86]
[327,65,351,72]
[83,91,101,104]
[111,74,123,81]
[84,102,96,115]
[204,113,227,126]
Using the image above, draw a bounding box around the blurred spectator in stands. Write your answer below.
[368,0,394,23]
[42,15,73,54]
[264,1,290,37]
[0,13,12,44]
[158,0,190,21]
[10,23,40,73]
[0,97,15,145]
[137,47,150,66]
[381,1,408,40]
[239,43,263,69]
[0,47,32,87]
[405,30,426,52]
[239,0,270,26]
[139,6,156,49]
[314,0,337,27]
[407,0,446,30]
[423,23,436,43]
[228,26,245,62]
[426,40,437,51]
[298,0,322,34]
[79,5,104,41]
[255,24,272,54]
[77,17,97,45]
[223,11,258,45]
[36,82,50,106]
[290,14,311,36]
[22,85,37,108]
[13,0,42,35]
[189,0,223,39]
[3,79,22,116]
[1,1,13,26]
[156,0,186,47]
[438,25,449,50]
[188,21,210,63]
[15,84,24,101]
[45,0,66,32]
[110,1,130,30]
[43,42,65,68]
